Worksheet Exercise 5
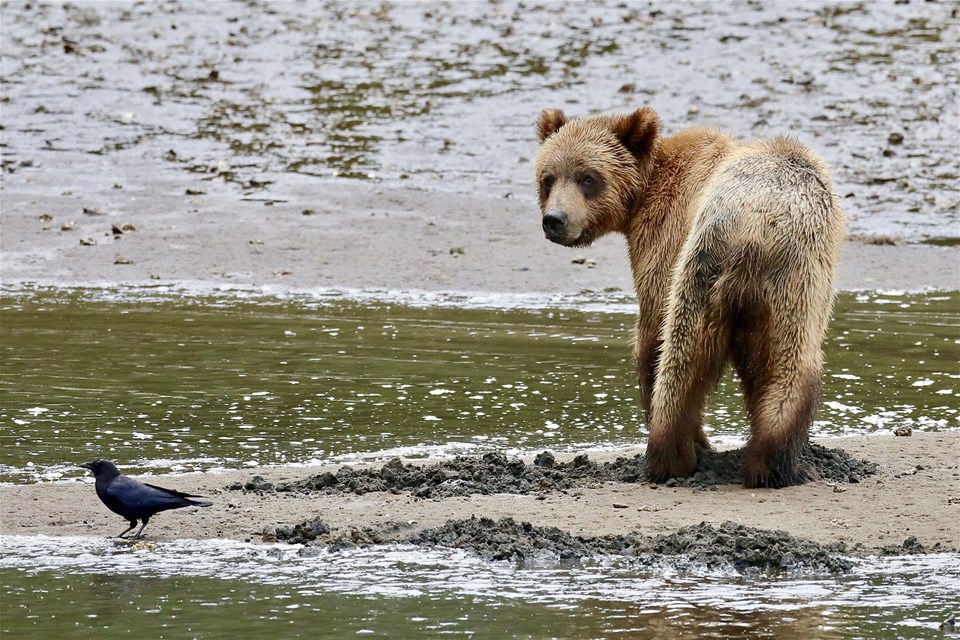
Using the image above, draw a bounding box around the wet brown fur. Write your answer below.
[535,107,845,488]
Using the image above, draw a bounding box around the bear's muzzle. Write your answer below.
[542,209,568,243]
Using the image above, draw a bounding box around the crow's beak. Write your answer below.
[79,462,95,471]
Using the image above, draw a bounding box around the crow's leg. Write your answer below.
[133,517,150,539]
[117,520,138,538]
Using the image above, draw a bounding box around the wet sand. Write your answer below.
[2,153,958,295]
[3,432,957,559]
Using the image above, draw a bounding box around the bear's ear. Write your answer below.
[536,108,568,143]
[611,107,660,158]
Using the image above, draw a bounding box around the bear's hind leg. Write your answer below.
[645,334,726,482]
[645,283,729,483]
[733,299,826,488]
[741,369,820,488]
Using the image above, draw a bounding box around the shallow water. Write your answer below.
[1,535,957,639]
[1,0,957,242]
[1,287,958,637]
[0,286,957,482]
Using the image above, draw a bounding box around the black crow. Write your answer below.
[79,459,212,539]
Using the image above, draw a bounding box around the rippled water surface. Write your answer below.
[1,287,957,482]
[1,288,957,638]
[2,535,958,639]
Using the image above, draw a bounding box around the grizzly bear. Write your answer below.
[534,107,845,488]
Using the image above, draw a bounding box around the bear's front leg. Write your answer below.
[632,332,662,418]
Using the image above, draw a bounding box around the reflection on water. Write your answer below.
[0,287,957,482]
[1,535,957,639]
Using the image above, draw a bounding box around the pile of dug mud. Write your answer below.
[271,516,854,575]
[228,444,878,498]
[250,445,878,575]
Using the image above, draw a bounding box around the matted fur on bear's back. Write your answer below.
[686,136,845,276]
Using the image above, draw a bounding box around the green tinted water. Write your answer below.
[2,536,957,639]
[1,288,957,482]
[0,287,957,638]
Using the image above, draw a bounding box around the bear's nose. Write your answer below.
[542,209,568,239]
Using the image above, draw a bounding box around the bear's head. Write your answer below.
[534,107,660,247]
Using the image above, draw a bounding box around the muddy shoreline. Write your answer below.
[2,159,958,296]
[279,517,857,575]
[2,0,958,249]
[2,432,957,564]
[260,441,876,575]
[230,442,878,498]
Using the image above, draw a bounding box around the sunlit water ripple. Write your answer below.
[1,534,957,638]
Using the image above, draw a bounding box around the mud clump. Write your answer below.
[229,444,878,498]
[409,517,852,574]
[232,452,595,498]
[644,521,852,574]
[275,516,330,544]
[234,475,274,492]
[272,519,415,554]
[406,516,619,563]
[276,516,853,574]
[799,443,879,483]
[652,443,880,488]
[879,535,929,556]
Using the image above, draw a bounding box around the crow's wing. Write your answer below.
[107,476,205,510]
[142,482,208,500]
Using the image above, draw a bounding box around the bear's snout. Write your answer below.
[542,209,568,242]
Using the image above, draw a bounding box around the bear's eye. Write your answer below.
[540,175,555,194]
[578,172,603,198]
